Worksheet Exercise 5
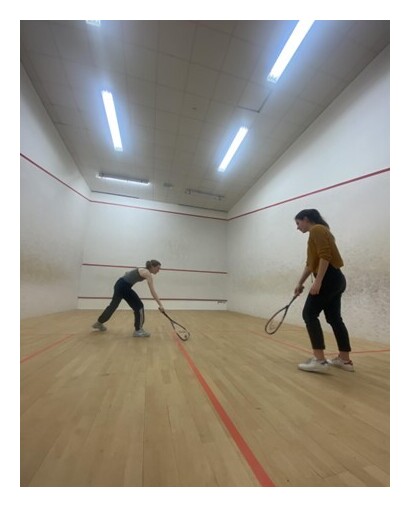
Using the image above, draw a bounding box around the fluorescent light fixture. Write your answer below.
[267,20,315,83]
[101,90,123,152]
[185,189,224,200]
[97,173,150,185]
[218,127,248,173]
[86,20,101,27]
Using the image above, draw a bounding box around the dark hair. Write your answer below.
[294,209,329,228]
[146,260,161,270]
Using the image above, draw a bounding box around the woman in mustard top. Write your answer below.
[294,209,354,373]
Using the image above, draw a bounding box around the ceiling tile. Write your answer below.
[124,44,157,82]
[238,81,272,112]
[185,64,219,99]
[158,21,196,60]
[222,37,262,79]
[123,21,159,50]
[156,85,184,114]
[192,25,231,70]
[181,94,210,120]
[157,54,189,90]
[212,73,247,105]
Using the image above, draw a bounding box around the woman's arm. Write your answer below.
[146,274,164,311]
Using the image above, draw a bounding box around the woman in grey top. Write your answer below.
[92,260,164,337]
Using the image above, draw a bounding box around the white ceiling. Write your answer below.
[20,20,390,212]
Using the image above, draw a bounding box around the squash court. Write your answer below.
[19,18,393,499]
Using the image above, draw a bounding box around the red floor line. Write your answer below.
[250,329,390,355]
[173,335,275,487]
[350,348,390,354]
[20,334,75,364]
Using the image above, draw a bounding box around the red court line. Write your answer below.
[20,154,89,202]
[22,153,389,224]
[78,296,227,302]
[250,329,389,355]
[21,153,225,222]
[174,335,275,487]
[350,349,390,354]
[229,168,390,221]
[82,263,228,274]
[90,198,227,221]
[21,334,75,364]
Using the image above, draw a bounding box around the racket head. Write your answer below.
[265,307,287,334]
[161,311,190,341]
[172,322,190,341]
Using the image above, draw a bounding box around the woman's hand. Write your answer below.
[309,279,322,295]
[294,284,304,296]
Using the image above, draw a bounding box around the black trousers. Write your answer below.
[98,278,145,330]
[302,265,351,352]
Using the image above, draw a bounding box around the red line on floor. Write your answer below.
[20,334,75,363]
[250,328,390,355]
[173,334,275,487]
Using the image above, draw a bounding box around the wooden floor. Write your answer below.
[20,310,390,487]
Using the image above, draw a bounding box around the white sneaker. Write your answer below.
[298,357,329,373]
[133,329,150,337]
[92,321,107,331]
[328,356,355,372]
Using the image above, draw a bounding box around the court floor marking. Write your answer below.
[250,328,390,356]
[173,333,275,487]
[20,334,76,364]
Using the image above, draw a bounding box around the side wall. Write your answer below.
[227,48,390,344]
[20,64,90,318]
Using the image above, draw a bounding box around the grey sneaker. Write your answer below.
[133,329,150,337]
[328,356,355,372]
[298,357,329,373]
[92,321,107,332]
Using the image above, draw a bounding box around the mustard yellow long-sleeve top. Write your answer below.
[306,224,344,274]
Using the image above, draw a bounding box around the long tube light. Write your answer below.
[218,126,248,173]
[97,173,150,185]
[101,90,123,151]
[185,188,224,200]
[267,20,315,83]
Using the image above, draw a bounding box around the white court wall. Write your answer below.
[20,64,90,318]
[227,47,390,344]
[78,195,228,311]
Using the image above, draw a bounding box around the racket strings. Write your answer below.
[161,311,190,341]
[172,322,190,341]
[265,308,287,334]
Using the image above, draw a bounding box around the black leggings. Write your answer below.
[98,278,145,330]
[302,265,351,352]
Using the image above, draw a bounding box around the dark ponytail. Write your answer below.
[294,209,329,228]
[146,259,161,270]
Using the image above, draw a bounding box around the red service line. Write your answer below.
[82,263,227,274]
[78,296,227,302]
[21,334,75,364]
[173,334,275,487]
